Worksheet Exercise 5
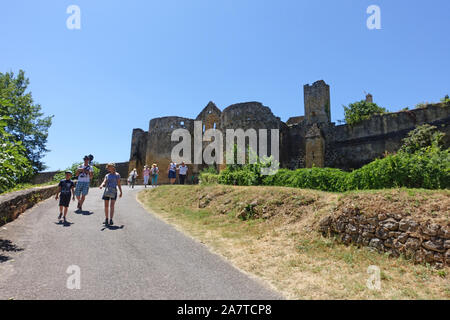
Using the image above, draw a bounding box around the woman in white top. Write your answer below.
[168,162,177,184]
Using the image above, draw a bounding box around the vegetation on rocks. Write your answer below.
[212,125,449,192]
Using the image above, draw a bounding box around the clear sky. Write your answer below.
[1,0,449,171]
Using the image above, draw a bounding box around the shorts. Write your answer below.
[59,194,71,207]
[102,189,118,201]
[168,170,176,179]
[75,181,90,197]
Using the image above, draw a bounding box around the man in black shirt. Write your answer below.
[55,171,75,223]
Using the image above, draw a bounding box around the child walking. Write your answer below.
[100,163,123,226]
[55,171,75,223]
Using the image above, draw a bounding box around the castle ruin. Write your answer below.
[129,80,450,184]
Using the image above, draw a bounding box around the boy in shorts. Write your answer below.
[55,171,75,223]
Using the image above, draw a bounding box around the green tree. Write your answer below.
[343,100,387,125]
[0,116,34,193]
[0,70,53,172]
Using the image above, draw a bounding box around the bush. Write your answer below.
[399,124,444,154]
[199,173,220,185]
[263,167,348,192]
[218,167,260,186]
[220,147,449,191]
[344,100,387,125]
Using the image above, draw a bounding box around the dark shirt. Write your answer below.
[59,179,75,195]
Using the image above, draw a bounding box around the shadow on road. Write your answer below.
[101,225,125,231]
[0,239,24,263]
[75,209,94,216]
[54,221,74,227]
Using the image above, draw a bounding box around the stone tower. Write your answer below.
[304,80,330,168]
[304,80,331,124]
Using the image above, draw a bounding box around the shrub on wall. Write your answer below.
[343,100,387,125]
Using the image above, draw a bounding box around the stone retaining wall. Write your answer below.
[0,185,58,226]
[319,208,449,268]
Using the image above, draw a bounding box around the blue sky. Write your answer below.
[1,0,449,171]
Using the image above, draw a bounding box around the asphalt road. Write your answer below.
[0,186,281,300]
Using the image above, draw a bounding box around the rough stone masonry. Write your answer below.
[129,80,450,184]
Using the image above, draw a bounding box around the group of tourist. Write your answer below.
[128,163,160,189]
[55,155,122,226]
[54,156,190,226]
[128,161,189,187]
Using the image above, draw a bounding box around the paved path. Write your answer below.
[0,186,281,300]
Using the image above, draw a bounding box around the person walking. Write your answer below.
[129,168,138,188]
[177,162,188,185]
[151,163,159,187]
[55,171,75,223]
[168,162,177,184]
[143,165,150,188]
[74,155,94,212]
[99,163,123,226]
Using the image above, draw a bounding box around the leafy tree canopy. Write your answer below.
[0,70,53,172]
[0,116,34,193]
[343,100,387,125]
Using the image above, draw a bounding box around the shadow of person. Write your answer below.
[75,210,93,216]
[101,225,125,231]
[54,221,74,227]
[0,239,24,264]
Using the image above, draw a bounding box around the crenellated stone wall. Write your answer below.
[128,80,450,177]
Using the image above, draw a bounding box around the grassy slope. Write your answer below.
[138,185,449,300]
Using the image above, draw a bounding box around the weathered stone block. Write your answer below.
[438,226,450,239]
[422,240,445,253]
[399,219,419,232]
[369,238,384,252]
[405,238,421,251]
[380,218,399,231]
[346,224,358,235]
[422,223,440,237]
[375,227,389,240]
[398,233,409,244]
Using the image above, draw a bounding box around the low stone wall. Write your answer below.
[31,171,59,184]
[319,208,449,268]
[0,185,58,226]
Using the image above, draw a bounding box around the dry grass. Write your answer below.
[138,185,450,300]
